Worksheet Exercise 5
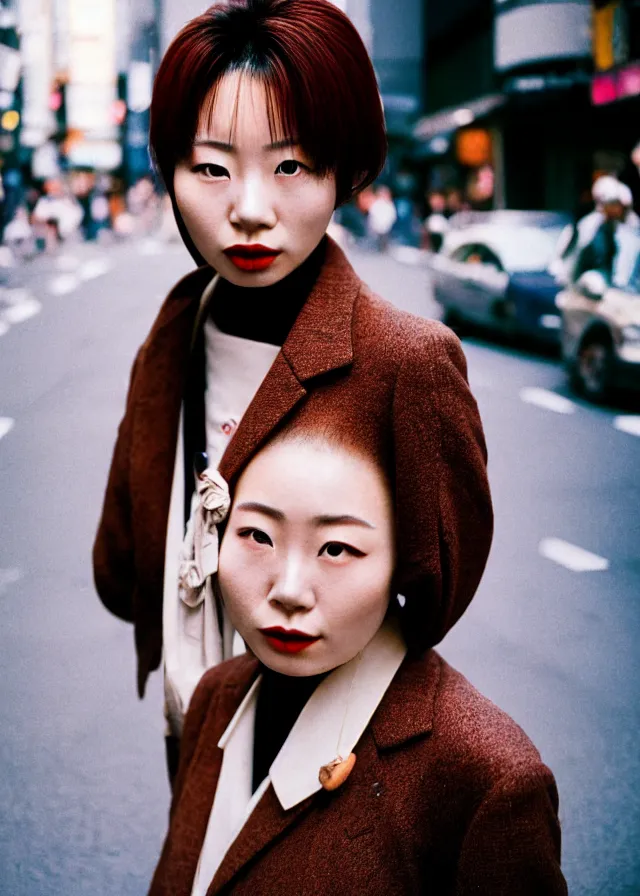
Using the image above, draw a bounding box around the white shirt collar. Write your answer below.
[218,618,407,812]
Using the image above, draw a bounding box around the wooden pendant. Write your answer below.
[318,753,356,791]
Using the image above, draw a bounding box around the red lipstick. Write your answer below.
[260,626,321,655]
[224,244,281,272]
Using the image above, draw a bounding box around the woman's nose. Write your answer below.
[268,557,315,615]
[229,175,277,234]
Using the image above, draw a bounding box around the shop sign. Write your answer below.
[618,64,640,99]
[66,139,122,171]
[127,62,152,113]
[592,2,628,73]
[0,43,20,92]
[456,129,492,167]
[591,62,640,104]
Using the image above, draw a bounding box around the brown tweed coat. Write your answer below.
[148,650,567,895]
[93,238,493,697]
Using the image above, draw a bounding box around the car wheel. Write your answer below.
[574,335,613,402]
[442,307,468,337]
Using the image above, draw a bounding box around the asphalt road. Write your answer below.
[1,236,639,895]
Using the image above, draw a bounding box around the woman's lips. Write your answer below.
[224,245,281,272]
[260,627,321,655]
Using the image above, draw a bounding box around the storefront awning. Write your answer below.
[413,94,506,142]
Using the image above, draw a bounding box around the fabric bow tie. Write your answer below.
[178,467,230,607]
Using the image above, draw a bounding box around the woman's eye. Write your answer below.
[319,542,363,560]
[238,528,273,547]
[192,163,229,179]
[276,159,305,177]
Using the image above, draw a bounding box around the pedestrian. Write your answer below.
[550,175,619,284]
[367,184,397,251]
[93,0,492,787]
[147,427,567,895]
[574,180,639,285]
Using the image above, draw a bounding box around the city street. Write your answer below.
[1,237,639,896]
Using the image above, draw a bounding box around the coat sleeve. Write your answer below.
[392,322,493,645]
[455,764,568,895]
[169,671,218,810]
[92,346,145,622]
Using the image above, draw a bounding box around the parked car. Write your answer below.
[557,238,640,402]
[429,211,570,346]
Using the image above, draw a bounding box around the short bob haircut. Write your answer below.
[150,0,387,224]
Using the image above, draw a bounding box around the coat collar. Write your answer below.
[215,237,360,485]
[203,639,439,896]
[151,235,358,379]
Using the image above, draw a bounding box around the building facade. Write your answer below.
[414,0,640,215]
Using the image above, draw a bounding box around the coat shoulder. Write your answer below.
[432,654,547,785]
[354,282,464,368]
[141,264,214,348]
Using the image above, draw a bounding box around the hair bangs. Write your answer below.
[150,0,387,211]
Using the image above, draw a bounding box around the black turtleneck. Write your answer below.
[209,237,327,347]
[252,666,327,794]
[182,236,327,520]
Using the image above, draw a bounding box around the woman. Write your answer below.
[148,431,567,895]
[93,0,492,781]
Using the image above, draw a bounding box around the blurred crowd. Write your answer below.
[333,140,640,273]
[0,168,177,272]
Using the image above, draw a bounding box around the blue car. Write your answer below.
[429,211,570,347]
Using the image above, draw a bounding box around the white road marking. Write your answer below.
[539,537,609,572]
[520,387,576,415]
[3,296,42,324]
[390,245,424,266]
[49,274,79,295]
[0,417,15,440]
[138,238,163,256]
[0,567,21,596]
[613,416,640,438]
[0,320,9,337]
[55,253,80,271]
[78,258,111,280]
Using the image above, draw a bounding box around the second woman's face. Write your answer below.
[218,441,396,676]
[173,72,337,285]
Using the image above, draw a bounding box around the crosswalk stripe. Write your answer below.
[539,537,609,572]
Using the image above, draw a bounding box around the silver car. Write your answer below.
[557,237,640,402]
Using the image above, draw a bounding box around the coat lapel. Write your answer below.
[218,237,360,485]
[206,648,441,895]
[207,785,315,896]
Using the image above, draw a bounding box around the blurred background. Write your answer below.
[1,1,639,895]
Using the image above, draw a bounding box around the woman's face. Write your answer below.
[218,440,395,676]
[173,71,337,285]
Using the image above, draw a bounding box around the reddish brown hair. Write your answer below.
[150,0,386,221]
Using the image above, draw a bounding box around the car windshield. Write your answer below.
[490,227,564,272]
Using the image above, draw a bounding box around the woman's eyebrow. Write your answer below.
[264,138,299,150]
[191,138,298,152]
[313,514,375,529]
[193,138,234,152]
[235,502,285,521]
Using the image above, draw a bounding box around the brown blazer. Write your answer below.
[148,651,567,895]
[93,238,493,697]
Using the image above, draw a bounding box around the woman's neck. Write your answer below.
[210,237,327,347]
